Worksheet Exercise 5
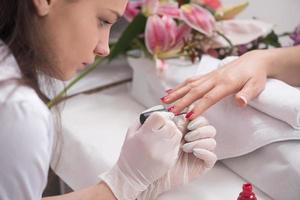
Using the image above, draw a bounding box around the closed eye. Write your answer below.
[98,18,112,28]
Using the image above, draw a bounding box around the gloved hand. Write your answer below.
[137,115,217,200]
[99,111,183,200]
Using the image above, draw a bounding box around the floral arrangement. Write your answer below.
[110,0,280,70]
[47,0,300,107]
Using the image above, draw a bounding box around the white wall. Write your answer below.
[222,0,300,33]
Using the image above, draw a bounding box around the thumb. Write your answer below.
[235,77,265,107]
[142,112,174,132]
[126,119,142,139]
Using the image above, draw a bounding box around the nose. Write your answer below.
[94,42,110,57]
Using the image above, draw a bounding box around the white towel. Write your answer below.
[203,95,300,159]
[220,56,300,130]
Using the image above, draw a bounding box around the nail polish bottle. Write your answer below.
[237,183,257,200]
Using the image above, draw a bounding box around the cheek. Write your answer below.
[71,20,99,56]
[59,20,99,69]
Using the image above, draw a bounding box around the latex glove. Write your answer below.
[137,115,217,200]
[99,111,183,200]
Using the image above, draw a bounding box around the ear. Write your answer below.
[32,0,52,16]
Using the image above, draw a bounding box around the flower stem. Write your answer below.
[215,30,234,54]
[47,57,104,108]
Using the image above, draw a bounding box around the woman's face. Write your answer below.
[34,0,127,80]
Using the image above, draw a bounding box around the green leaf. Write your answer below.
[262,31,282,48]
[108,13,147,61]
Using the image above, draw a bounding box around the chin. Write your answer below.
[61,73,75,81]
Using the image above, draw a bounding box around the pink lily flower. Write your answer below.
[124,1,143,21]
[180,3,216,36]
[145,15,191,58]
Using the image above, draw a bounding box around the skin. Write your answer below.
[43,183,117,200]
[161,45,300,120]
[32,0,127,199]
[34,0,126,80]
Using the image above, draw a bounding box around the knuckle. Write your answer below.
[202,94,216,103]
[188,82,200,88]
[190,87,202,96]
[221,73,237,85]
[185,77,197,84]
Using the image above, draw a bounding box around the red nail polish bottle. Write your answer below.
[237,183,257,200]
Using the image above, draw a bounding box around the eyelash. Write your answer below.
[98,18,112,28]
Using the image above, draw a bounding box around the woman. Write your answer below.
[0,0,217,200]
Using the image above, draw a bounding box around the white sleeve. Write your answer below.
[0,101,54,200]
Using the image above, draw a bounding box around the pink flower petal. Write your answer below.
[175,23,191,45]
[157,2,180,18]
[180,4,215,36]
[124,1,142,21]
[145,15,168,54]
[161,16,177,46]
[191,0,221,10]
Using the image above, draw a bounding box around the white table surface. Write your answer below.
[52,83,271,199]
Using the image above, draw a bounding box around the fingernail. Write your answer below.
[236,96,247,107]
[167,106,175,112]
[160,96,168,103]
[185,111,194,120]
[165,89,173,93]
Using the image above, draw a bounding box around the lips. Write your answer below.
[82,62,90,67]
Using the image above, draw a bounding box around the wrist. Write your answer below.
[99,165,147,200]
[246,49,276,77]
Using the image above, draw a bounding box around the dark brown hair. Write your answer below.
[0,0,61,102]
[0,0,63,169]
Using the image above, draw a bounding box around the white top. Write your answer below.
[0,43,54,200]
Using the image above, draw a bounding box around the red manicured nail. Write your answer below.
[167,106,175,112]
[185,111,194,119]
[165,89,173,93]
[160,96,168,103]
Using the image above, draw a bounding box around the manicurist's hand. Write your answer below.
[99,111,183,200]
[138,115,217,200]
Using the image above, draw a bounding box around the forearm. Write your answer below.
[263,45,300,86]
[42,182,117,200]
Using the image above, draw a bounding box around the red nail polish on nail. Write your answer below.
[185,111,194,119]
[165,89,173,93]
[167,106,175,112]
[160,96,168,102]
